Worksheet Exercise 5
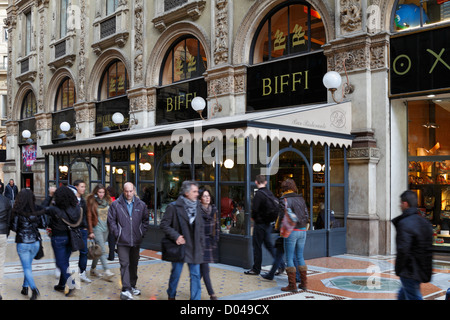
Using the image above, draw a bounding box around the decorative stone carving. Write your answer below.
[152,0,206,32]
[134,0,144,84]
[78,0,87,101]
[214,0,228,65]
[340,0,362,33]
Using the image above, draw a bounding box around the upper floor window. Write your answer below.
[251,1,325,64]
[25,11,32,55]
[164,0,188,12]
[98,60,129,100]
[55,77,76,111]
[393,0,450,32]
[160,36,207,85]
[21,90,37,119]
[60,0,69,38]
[106,0,119,16]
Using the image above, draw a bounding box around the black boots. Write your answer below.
[30,288,40,300]
[21,287,29,296]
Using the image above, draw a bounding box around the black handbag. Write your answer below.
[62,208,85,252]
[161,210,185,262]
[35,240,44,260]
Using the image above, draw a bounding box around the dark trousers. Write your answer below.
[252,223,275,273]
[78,229,88,273]
[200,263,215,296]
[108,233,116,260]
[117,245,140,292]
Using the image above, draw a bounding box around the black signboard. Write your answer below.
[390,26,450,96]
[247,52,327,111]
[156,78,207,125]
[96,96,130,134]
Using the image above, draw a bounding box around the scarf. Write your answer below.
[182,196,198,224]
[201,204,212,221]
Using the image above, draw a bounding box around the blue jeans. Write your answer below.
[398,277,423,300]
[78,229,88,273]
[167,262,201,300]
[51,235,74,288]
[17,242,40,290]
[284,230,307,268]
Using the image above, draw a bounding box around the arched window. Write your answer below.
[251,1,325,64]
[21,90,37,119]
[392,0,450,32]
[98,59,129,101]
[55,77,76,111]
[160,36,207,85]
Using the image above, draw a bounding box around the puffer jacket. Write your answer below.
[279,192,309,229]
[10,207,47,243]
[0,194,11,235]
[107,194,149,247]
[392,207,433,283]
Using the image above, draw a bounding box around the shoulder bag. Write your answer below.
[280,198,298,238]
[61,208,85,252]
[161,208,185,262]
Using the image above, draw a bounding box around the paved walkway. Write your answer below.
[1,233,449,301]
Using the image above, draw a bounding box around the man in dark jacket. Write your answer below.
[108,182,149,300]
[160,180,205,300]
[0,193,11,300]
[4,179,18,206]
[245,175,278,275]
[393,190,433,300]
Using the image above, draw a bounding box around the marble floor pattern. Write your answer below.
[1,233,449,300]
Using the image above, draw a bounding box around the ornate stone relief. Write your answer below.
[78,0,87,101]
[340,0,362,33]
[134,0,144,85]
[152,0,206,32]
[214,0,228,65]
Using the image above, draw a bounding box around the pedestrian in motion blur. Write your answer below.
[160,180,205,300]
[108,182,149,300]
[393,190,433,300]
[199,189,219,300]
[0,189,11,300]
[279,179,309,292]
[87,184,114,281]
[43,186,82,297]
[10,189,47,300]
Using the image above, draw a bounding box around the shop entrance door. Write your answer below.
[110,165,134,195]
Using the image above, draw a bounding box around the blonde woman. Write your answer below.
[87,184,114,281]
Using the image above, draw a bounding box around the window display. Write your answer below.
[408,99,450,248]
[394,0,450,32]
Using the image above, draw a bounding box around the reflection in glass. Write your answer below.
[220,185,245,234]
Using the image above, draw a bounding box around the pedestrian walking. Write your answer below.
[86,184,114,281]
[43,186,83,297]
[393,190,433,300]
[107,182,149,300]
[199,189,219,300]
[160,180,205,300]
[69,180,91,283]
[106,186,117,261]
[279,179,309,292]
[0,191,11,300]
[245,175,279,276]
[10,189,47,300]
[0,179,4,195]
[4,179,18,206]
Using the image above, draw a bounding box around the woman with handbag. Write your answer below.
[9,189,47,300]
[199,189,220,300]
[43,186,82,297]
[279,179,309,292]
[87,184,114,281]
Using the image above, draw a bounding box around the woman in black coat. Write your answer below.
[10,189,47,300]
[199,189,220,300]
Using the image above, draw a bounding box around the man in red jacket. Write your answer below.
[108,182,149,300]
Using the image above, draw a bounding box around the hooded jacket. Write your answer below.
[107,194,149,247]
[43,195,82,237]
[392,207,433,283]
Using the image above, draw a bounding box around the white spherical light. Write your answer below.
[60,121,71,132]
[112,112,125,125]
[224,159,235,169]
[191,97,206,112]
[322,71,342,90]
[22,130,31,139]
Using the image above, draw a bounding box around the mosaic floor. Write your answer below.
[1,233,449,301]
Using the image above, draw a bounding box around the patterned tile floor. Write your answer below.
[1,233,449,301]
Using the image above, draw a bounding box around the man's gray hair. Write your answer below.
[180,180,199,196]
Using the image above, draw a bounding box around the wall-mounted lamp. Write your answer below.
[323,57,354,104]
[191,96,206,120]
[22,130,34,144]
[60,121,81,136]
[112,111,138,130]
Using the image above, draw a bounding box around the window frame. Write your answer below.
[98,59,130,101]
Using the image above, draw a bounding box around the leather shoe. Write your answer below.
[244,269,259,275]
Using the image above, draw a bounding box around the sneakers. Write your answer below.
[80,271,92,283]
[120,291,134,300]
[90,269,103,277]
[103,270,115,282]
[131,287,141,296]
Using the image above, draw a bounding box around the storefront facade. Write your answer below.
[8,0,448,267]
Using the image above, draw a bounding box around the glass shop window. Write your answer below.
[393,0,450,32]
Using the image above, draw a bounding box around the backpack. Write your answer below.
[260,190,280,223]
